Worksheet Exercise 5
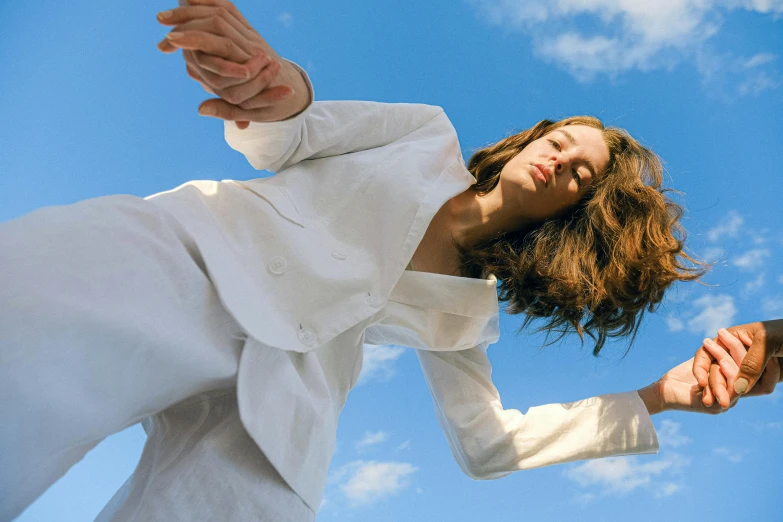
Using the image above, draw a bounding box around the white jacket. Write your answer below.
[142,67,658,512]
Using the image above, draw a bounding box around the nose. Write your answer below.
[551,153,569,174]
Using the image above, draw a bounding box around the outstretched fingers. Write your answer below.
[693,345,712,388]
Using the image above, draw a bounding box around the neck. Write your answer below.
[442,185,535,250]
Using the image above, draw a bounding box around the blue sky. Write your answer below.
[2,0,781,520]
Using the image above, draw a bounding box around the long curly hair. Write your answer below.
[454,116,708,355]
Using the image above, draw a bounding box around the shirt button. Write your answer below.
[268,256,287,275]
[297,327,316,346]
[367,294,385,307]
[331,250,347,260]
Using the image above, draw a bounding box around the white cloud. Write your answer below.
[707,211,744,242]
[714,446,748,463]
[752,421,782,430]
[724,0,783,15]
[687,294,737,338]
[397,440,412,451]
[665,315,684,332]
[468,1,782,92]
[277,12,294,28]
[732,248,770,270]
[743,52,777,68]
[778,274,783,284]
[566,454,681,494]
[574,492,597,504]
[335,461,418,506]
[566,421,691,497]
[658,420,691,448]
[356,430,388,450]
[761,297,783,319]
[743,272,765,294]
[701,246,726,262]
[656,482,683,497]
[358,344,406,385]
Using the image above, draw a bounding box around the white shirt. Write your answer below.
[138,63,659,512]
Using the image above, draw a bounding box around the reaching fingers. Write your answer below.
[185,0,258,34]
[702,337,739,385]
[693,346,713,388]
[192,50,257,81]
[185,62,216,94]
[236,85,294,110]
[163,15,251,55]
[164,29,250,63]
[702,376,716,407]
[708,362,731,409]
[716,328,748,367]
[158,38,179,54]
[198,97,291,124]
[158,2,259,44]
[218,60,287,105]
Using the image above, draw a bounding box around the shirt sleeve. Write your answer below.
[224,61,445,173]
[415,344,660,480]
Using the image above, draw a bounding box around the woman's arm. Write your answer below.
[223,99,446,172]
[157,0,449,173]
[415,345,660,480]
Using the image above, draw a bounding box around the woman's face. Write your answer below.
[500,124,611,224]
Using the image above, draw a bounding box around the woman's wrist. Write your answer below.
[637,381,666,415]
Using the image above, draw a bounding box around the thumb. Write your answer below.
[733,332,769,395]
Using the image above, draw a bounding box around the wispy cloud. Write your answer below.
[332,460,418,506]
[732,248,770,270]
[684,294,737,338]
[665,315,684,332]
[277,12,294,28]
[701,246,726,263]
[713,446,748,464]
[743,272,766,294]
[707,211,744,242]
[566,421,690,498]
[761,297,783,319]
[358,344,406,385]
[658,419,691,448]
[468,1,782,95]
[356,430,388,450]
[566,454,684,495]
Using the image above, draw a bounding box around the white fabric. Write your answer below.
[96,391,315,522]
[0,62,658,521]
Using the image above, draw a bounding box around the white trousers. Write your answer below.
[0,195,314,521]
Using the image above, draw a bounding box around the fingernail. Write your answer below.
[157,10,173,20]
[166,31,183,39]
[199,106,215,116]
[734,378,748,394]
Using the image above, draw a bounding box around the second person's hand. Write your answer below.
[693,322,783,408]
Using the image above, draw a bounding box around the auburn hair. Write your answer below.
[454,116,708,355]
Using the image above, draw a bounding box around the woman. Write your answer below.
[0,1,745,520]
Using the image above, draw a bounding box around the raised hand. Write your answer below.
[655,357,734,414]
[156,0,311,126]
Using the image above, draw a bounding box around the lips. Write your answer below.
[532,164,550,184]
